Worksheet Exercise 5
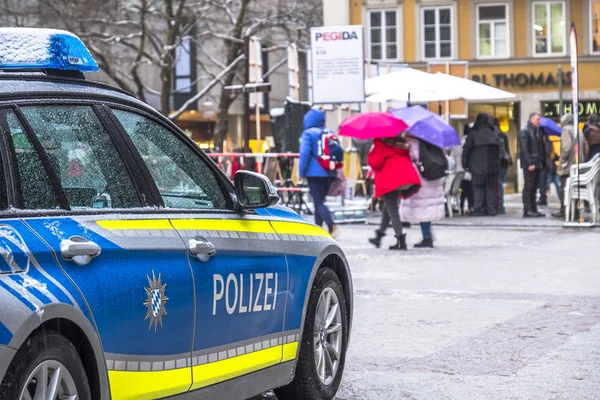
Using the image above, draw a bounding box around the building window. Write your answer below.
[368,10,399,61]
[533,1,566,56]
[175,36,192,93]
[591,1,600,53]
[477,4,509,58]
[422,6,453,60]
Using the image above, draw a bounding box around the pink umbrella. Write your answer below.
[338,112,409,140]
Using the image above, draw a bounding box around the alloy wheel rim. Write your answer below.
[20,360,78,400]
[314,287,343,386]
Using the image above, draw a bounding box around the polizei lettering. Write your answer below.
[315,31,358,42]
[213,273,278,316]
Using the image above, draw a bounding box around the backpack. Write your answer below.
[315,128,344,171]
[418,140,448,180]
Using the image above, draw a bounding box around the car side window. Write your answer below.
[20,105,142,210]
[112,109,229,210]
[4,110,61,210]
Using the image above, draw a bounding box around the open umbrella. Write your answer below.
[432,72,517,101]
[365,68,460,103]
[540,117,562,136]
[390,106,460,149]
[338,112,408,140]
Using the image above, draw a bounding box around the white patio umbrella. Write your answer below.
[365,68,460,103]
[366,90,460,104]
[432,72,517,101]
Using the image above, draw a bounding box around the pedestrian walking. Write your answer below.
[494,118,513,214]
[584,113,600,159]
[400,136,446,248]
[462,113,502,216]
[547,153,561,201]
[552,113,589,218]
[459,124,474,214]
[299,109,340,237]
[367,135,421,250]
[519,112,546,218]
[537,131,554,207]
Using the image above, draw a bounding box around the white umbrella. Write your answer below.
[365,68,460,103]
[432,72,517,101]
[366,90,460,104]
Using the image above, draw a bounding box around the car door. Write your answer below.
[2,104,196,400]
[111,108,289,390]
[0,116,91,349]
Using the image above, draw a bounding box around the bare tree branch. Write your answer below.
[169,53,244,121]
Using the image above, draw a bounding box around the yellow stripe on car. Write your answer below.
[97,219,332,238]
[108,368,191,400]
[271,221,332,238]
[190,345,283,390]
[97,220,173,230]
[281,342,299,362]
[107,343,299,398]
[171,219,275,233]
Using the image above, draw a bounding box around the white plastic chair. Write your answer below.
[444,172,464,218]
[565,155,600,222]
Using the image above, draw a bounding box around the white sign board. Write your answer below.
[310,25,365,104]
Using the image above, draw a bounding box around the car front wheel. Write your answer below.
[275,267,348,400]
[0,332,91,400]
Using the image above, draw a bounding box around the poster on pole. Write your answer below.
[310,25,365,104]
[570,24,579,162]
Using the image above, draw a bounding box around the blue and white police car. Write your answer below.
[0,28,352,400]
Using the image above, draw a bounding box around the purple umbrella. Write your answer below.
[540,117,562,136]
[390,105,460,149]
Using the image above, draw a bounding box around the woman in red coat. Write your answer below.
[368,134,421,250]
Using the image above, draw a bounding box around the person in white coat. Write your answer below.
[400,136,446,248]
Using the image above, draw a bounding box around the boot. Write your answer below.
[414,238,434,248]
[552,207,565,219]
[368,230,385,248]
[389,234,407,250]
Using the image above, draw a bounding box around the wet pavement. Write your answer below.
[253,216,600,400]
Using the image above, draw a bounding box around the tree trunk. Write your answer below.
[213,0,251,150]
[214,87,233,151]
[160,67,172,116]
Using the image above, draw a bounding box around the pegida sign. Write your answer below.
[472,71,572,88]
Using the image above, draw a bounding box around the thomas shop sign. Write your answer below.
[472,71,572,89]
[542,100,600,120]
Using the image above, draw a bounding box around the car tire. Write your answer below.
[275,267,348,400]
[0,332,91,400]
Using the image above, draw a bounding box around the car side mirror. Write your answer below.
[234,171,280,210]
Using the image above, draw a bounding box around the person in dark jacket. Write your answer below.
[552,113,589,218]
[494,118,513,214]
[299,109,339,237]
[584,113,600,159]
[462,113,502,216]
[460,123,475,214]
[519,112,546,218]
[537,131,554,206]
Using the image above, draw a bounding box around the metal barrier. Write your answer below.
[207,152,369,223]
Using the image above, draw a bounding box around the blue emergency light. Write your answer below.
[0,28,98,72]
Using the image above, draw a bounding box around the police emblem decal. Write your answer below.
[143,271,168,332]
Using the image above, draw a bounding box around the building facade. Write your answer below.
[326,0,600,188]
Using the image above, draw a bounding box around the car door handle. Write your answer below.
[189,238,216,262]
[60,236,101,266]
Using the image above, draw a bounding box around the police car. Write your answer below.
[0,28,352,400]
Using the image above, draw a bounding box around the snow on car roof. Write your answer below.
[0,27,98,72]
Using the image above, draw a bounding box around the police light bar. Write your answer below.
[0,28,98,72]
